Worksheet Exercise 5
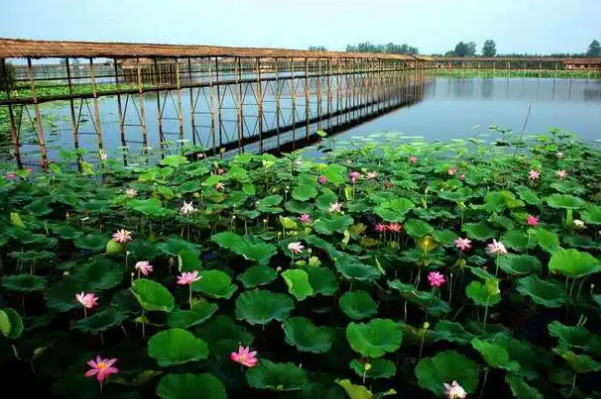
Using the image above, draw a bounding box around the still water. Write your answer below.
[338,77,601,144]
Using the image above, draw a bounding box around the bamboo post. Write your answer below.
[274,57,281,150]
[236,57,244,154]
[64,58,81,155]
[336,58,342,125]
[208,58,217,154]
[304,58,310,139]
[154,59,165,151]
[316,58,322,130]
[174,58,185,143]
[26,58,48,168]
[1,58,22,169]
[186,58,197,146]
[89,58,104,152]
[289,58,297,147]
[113,58,128,164]
[215,57,223,152]
[326,58,332,130]
[255,57,264,153]
[135,57,149,154]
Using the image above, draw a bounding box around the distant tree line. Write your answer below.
[308,46,327,51]
[0,62,16,90]
[440,39,600,58]
[345,42,419,55]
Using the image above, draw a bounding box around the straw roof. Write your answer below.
[0,38,420,60]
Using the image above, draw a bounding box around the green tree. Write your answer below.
[482,40,497,57]
[586,39,600,57]
[308,46,327,51]
[453,41,477,57]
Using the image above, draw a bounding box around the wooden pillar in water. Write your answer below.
[113,58,127,163]
[89,58,104,153]
[174,58,185,143]
[255,57,264,153]
[154,59,165,151]
[135,57,149,154]
[289,58,297,147]
[215,57,223,152]
[326,58,332,129]
[1,58,22,169]
[304,58,310,139]
[26,58,48,168]
[274,57,281,150]
[236,57,244,154]
[187,58,197,146]
[207,58,217,154]
[65,58,80,154]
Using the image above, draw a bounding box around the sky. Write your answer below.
[0,0,600,55]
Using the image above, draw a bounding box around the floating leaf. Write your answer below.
[257,195,283,213]
[404,219,434,238]
[157,373,227,399]
[292,183,318,202]
[131,279,175,313]
[192,270,237,299]
[235,290,294,325]
[548,248,601,278]
[516,275,567,308]
[281,269,313,301]
[2,274,46,292]
[74,233,107,252]
[346,319,403,358]
[282,317,334,353]
[167,302,218,329]
[335,253,380,282]
[349,358,396,379]
[546,194,585,209]
[499,254,542,276]
[501,230,535,251]
[70,308,129,334]
[148,328,209,367]
[212,232,276,264]
[305,267,338,296]
[246,359,308,391]
[374,198,415,222]
[237,265,278,289]
[315,215,354,235]
[415,351,480,396]
[462,221,496,241]
[77,257,124,290]
[388,280,451,317]
[44,277,88,312]
[339,291,378,320]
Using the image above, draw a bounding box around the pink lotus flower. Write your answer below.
[375,223,388,233]
[85,356,119,383]
[459,173,466,181]
[135,261,153,276]
[100,152,108,161]
[5,172,16,181]
[318,175,327,184]
[444,380,467,399]
[366,171,378,180]
[231,345,258,368]
[177,271,202,286]
[428,271,446,287]
[217,168,226,175]
[126,188,138,198]
[288,242,304,254]
[556,170,568,179]
[528,170,540,180]
[299,214,311,224]
[527,215,539,227]
[76,292,99,309]
[409,156,418,164]
[27,168,33,173]
[112,229,132,243]
[448,167,457,176]
[486,239,508,256]
[329,202,343,213]
[454,237,472,251]
[388,223,402,233]
[349,171,361,183]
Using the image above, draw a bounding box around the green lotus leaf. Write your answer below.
[346,319,402,358]
[0,308,23,339]
[466,281,501,306]
[157,373,227,399]
[516,186,541,205]
[282,316,334,353]
[279,216,299,230]
[2,274,46,292]
[235,289,294,325]
[563,234,598,249]
[432,229,459,246]
[548,321,601,355]
[339,290,378,320]
[70,308,129,334]
[546,194,585,210]
[285,199,314,214]
[501,230,536,251]
[315,215,354,235]
[548,249,601,278]
[335,253,380,282]
[51,224,83,240]
[177,249,202,272]
[551,180,586,195]
[432,320,478,345]
[74,232,107,252]
[127,198,173,217]
[471,338,520,372]
[44,277,88,312]
[316,190,339,210]
[257,194,283,213]
[388,280,451,317]
[506,375,544,399]
[535,228,561,253]
[158,236,200,257]
[131,278,175,313]
[494,336,552,380]
[161,154,189,167]
[462,221,496,241]
[191,270,237,299]
[110,289,142,314]
[281,269,313,301]
[211,232,276,264]
[196,315,253,348]
[499,254,542,276]
[77,257,124,290]
[322,164,347,186]
[336,379,397,399]
[292,183,318,202]
[246,359,308,391]
[437,187,472,202]
[167,301,218,329]
[24,198,53,216]
[349,358,396,380]
[553,346,601,374]
[374,198,415,222]
[237,265,278,289]
[516,275,568,308]
[581,206,601,225]
[403,219,434,238]
[415,350,480,396]
[148,328,209,367]
[304,266,338,296]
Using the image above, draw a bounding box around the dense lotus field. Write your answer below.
[1,130,601,399]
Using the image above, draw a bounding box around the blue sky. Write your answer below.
[1,0,599,54]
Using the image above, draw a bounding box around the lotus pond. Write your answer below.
[1,129,601,399]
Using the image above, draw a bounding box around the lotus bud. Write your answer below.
[276,266,282,272]
[263,219,268,224]
[169,257,175,267]
[193,192,200,198]
[63,271,70,277]
[232,215,236,219]
[364,363,372,371]
[423,322,430,330]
